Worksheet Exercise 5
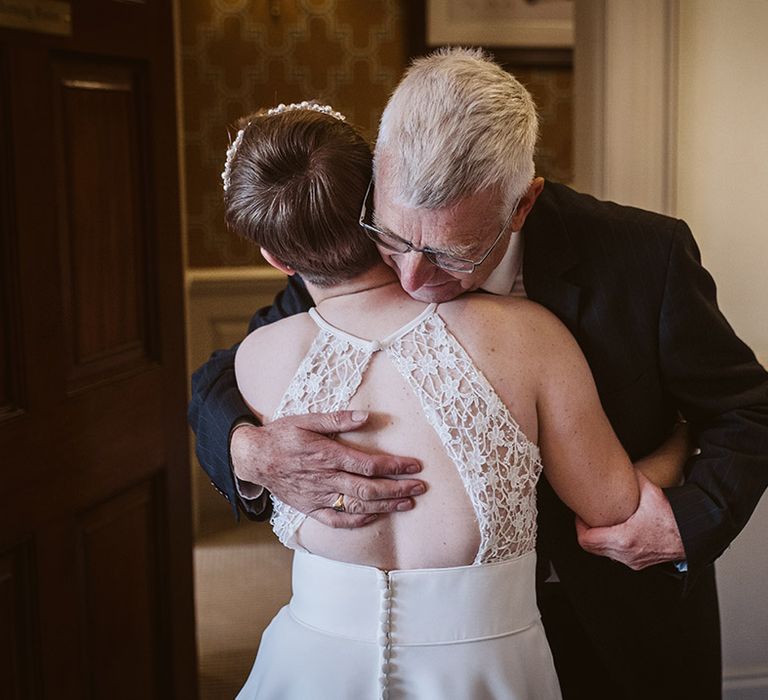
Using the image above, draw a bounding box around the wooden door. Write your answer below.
[0,2,197,698]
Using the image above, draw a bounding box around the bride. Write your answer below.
[224,103,684,699]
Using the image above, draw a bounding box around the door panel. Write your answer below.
[0,49,23,422]
[54,59,156,390]
[76,479,167,698]
[0,541,40,700]
[0,2,196,698]
[53,56,158,392]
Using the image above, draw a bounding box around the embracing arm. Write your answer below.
[658,221,768,582]
[534,309,640,527]
[577,222,768,581]
[189,274,425,525]
[187,275,313,520]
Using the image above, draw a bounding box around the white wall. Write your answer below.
[676,0,768,363]
[676,3,768,697]
[574,0,678,213]
[575,2,768,697]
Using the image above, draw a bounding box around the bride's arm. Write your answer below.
[531,308,640,527]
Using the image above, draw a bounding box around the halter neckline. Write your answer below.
[308,303,438,352]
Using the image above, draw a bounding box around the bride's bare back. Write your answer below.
[236,286,638,570]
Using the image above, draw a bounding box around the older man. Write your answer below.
[189,49,768,698]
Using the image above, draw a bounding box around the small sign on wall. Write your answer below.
[0,0,72,37]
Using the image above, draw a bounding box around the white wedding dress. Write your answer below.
[237,304,562,700]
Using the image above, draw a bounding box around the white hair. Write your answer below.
[375,47,538,209]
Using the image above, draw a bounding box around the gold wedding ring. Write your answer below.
[332,493,346,512]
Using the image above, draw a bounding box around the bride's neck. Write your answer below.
[307,263,401,306]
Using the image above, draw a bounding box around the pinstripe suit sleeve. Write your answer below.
[659,221,768,586]
[187,276,313,521]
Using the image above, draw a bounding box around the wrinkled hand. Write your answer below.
[231,410,425,528]
[575,472,685,570]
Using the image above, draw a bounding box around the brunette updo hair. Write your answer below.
[223,108,379,287]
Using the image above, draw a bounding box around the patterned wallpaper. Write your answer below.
[180,0,411,268]
[179,1,572,268]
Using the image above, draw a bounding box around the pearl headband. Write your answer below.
[221,101,347,192]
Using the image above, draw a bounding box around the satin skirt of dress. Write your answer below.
[237,550,562,700]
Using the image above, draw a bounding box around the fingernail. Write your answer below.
[351,410,368,422]
[410,484,426,496]
[396,500,413,511]
[405,463,421,473]
[364,514,378,524]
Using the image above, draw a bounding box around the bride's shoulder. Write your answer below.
[235,311,318,418]
[439,294,560,337]
[242,310,313,343]
[236,312,315,373]
[437,294,575,370]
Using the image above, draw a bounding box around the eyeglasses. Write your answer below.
[358,179,519,274]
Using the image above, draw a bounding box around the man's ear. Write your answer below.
[511,177,545,231]
[260,247,295,276]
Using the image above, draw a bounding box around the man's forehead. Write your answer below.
[375,188,501,255]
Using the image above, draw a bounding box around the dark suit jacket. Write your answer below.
[188,182,768,697]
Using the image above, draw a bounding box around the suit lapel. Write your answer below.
[522,182,582,336]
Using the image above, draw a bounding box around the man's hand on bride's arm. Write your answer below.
[575,420,695,568]
[575,472,685,570]
[230,410,425,528]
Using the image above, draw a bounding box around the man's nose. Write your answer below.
[396,252,437,293]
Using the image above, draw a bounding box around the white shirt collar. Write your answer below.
[480,230,524,296]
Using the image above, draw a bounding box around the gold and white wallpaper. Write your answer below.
[179,0,572,268]
[180,0,410,267]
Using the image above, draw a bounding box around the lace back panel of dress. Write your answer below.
[268,329,373,547]
[388,314,543,564]
[269,311,542,564]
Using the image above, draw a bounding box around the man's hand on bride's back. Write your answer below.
[231,411,425,528]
